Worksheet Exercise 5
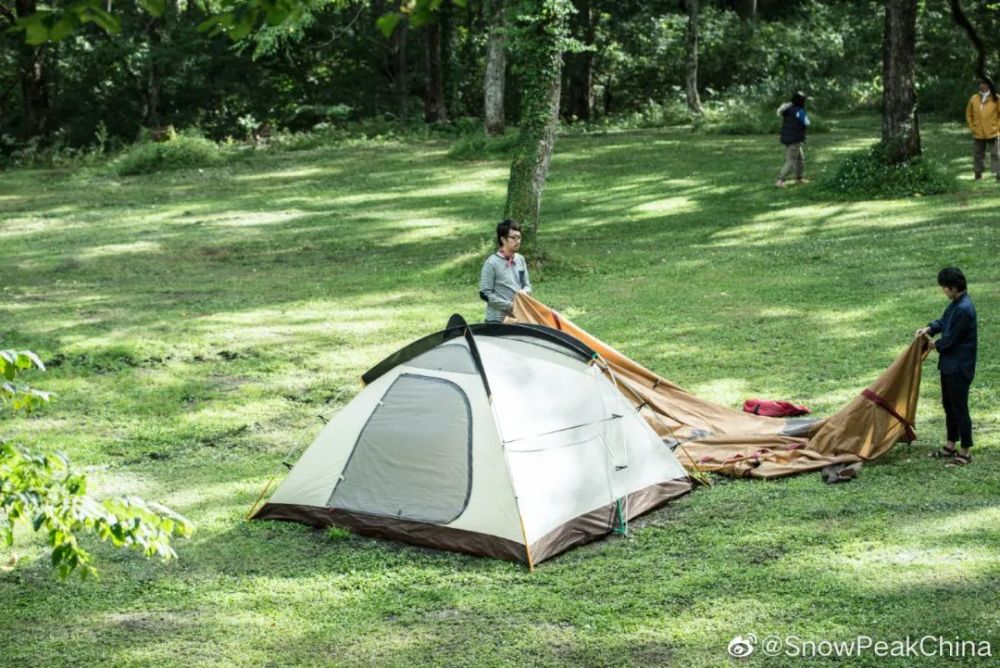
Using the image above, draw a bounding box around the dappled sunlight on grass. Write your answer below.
[232,166,330,181]
[911,506,1000,537]
[78,240,163,259]
[708,202,931,248]
[632,196,699,217]
[821,507,1000,591]
[2,118,998,668]
[687,377,753,407]
[209,209,311,228]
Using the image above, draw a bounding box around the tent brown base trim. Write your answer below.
[529,477,694,563]
[252,503,529,563]
[254,477,693,566]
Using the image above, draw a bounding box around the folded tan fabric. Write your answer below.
[510,293,929,479]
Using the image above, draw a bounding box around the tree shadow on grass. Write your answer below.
[2,121,998,665]
[2,454,997,666]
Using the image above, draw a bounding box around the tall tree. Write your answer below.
[145,11,165,127]
[733,0,756,20]
[503,0,573,248]
[882,0,921,163]
[12,0,50,138]
[683,0,703,114]
[948,0,988,80]
[484,0,506,135]
[423,18,448,122]
[565,0,595,121]
[393,20,409,122]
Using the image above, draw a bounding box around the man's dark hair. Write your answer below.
[496,219,521,247]
[937,266,968,292]
[791,91,807,107]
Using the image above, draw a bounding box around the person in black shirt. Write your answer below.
[916,267,977,466]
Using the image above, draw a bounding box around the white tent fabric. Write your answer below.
[253,321,692,566]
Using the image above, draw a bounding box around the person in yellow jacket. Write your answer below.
[966,75,1000,181]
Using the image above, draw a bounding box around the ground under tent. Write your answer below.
[511,292,929,479]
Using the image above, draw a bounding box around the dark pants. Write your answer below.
[973,137,1000,177]
[941,372,973,448]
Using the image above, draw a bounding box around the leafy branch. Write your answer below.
[1,350,192,578]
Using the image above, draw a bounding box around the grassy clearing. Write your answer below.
[1,116,998,667]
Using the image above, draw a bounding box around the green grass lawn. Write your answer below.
[1,116,998,667]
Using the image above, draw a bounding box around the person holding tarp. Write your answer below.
[479,219,532,323]
[510,291,930,479]
[917,267,978,466]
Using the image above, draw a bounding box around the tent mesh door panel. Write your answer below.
[330,374,473,524]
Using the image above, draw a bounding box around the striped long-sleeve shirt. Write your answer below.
[479,252,532,323]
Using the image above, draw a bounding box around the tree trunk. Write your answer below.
[882,0,921,163]
[484,0,506,135]
[503,0,571,249]
[424,20,448,122]
[145,16,163,128]
[734,0,757,20]
[684,0,703,114]
[394,21,409,123]
[372,0,386,116]
[566,0,594,121]
[15,0,49,139]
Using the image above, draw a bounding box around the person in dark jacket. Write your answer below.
[916,267,977,466]
[775,91,811,188]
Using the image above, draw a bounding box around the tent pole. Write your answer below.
[245,439,309,519]
[520,515,536,572]
[245,471,281,520]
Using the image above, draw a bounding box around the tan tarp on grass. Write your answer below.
[510,293,930,479]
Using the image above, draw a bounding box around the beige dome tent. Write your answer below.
[252,316,692,567]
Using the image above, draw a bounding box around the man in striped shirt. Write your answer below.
[479,219,532,323]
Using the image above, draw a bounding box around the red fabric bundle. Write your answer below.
[742,399,811,417]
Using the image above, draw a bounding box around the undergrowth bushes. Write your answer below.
[113,133,223,176]
[447,131,521,160]
[823,142,956,199]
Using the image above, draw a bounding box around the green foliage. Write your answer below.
[0,350,50,414]
[697,97,831,136]
[12,1,126,45]
[697,99,777,135]
[447,131,521,160]
[288,104,353,131]
[0,135,106,170]
[114,135,223,176]
[1,0,994,152]
[1,353,192,578]
[823,142,957,199]
[264,115,473,152]
[198,0,308,42]
[0,443,193,578]
[377,0,468,37]
[594,98,694,131]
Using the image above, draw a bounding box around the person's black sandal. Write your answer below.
[947,453,973,467]
[929,446,957,459]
